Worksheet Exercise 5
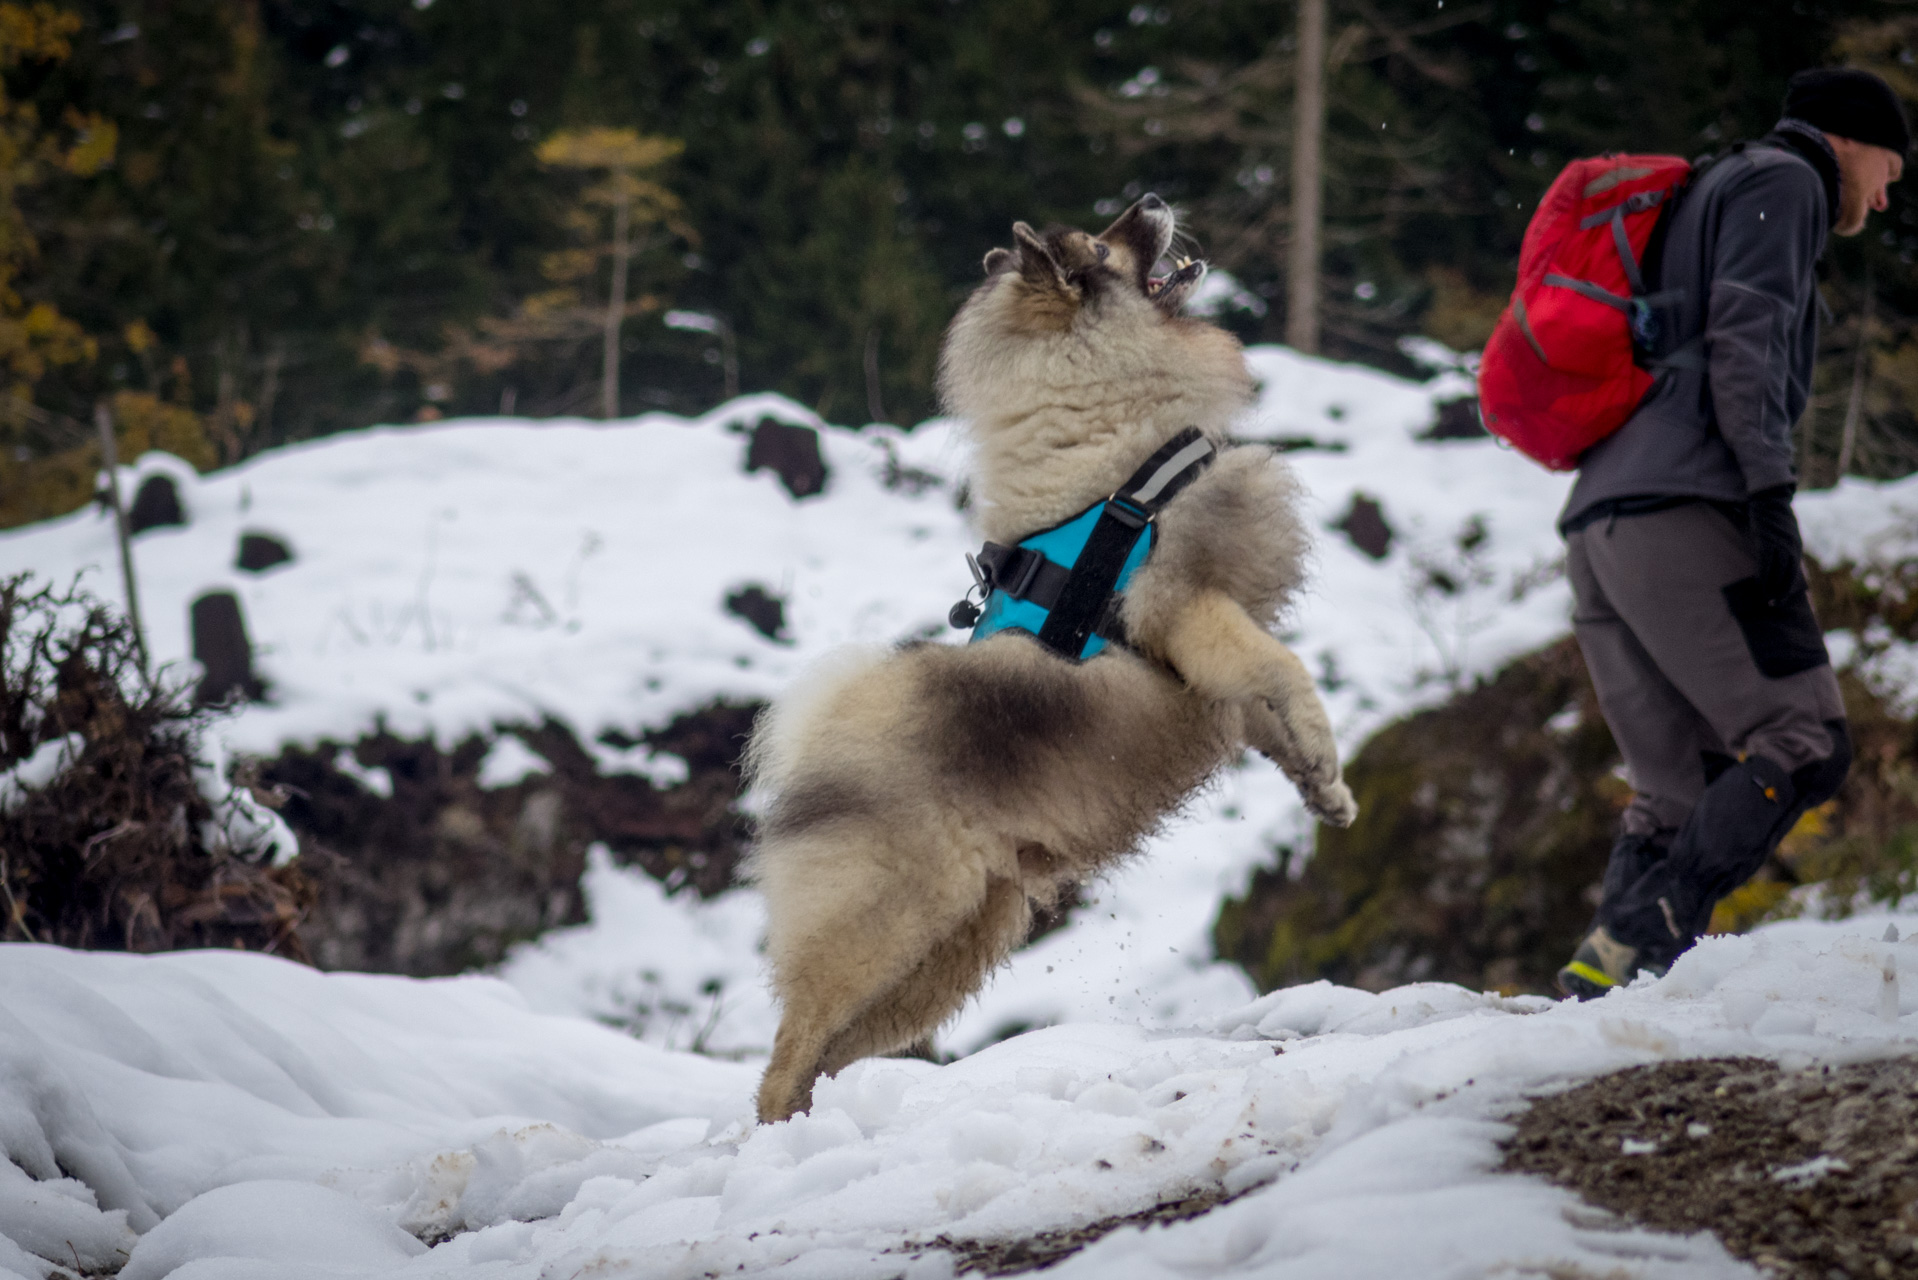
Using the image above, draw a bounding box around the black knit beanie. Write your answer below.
[1782,67,1911,156]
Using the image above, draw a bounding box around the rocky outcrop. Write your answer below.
[1214,636,1625,996]
[1215,548,1918,999]
[262,703,761,976]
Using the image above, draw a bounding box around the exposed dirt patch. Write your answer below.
[263,703,762,975]
[1502,1055,1918,1279]
[925,1185,1242,1276]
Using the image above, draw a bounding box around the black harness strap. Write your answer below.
[1034,496,1146,656]
[975,542,1071,611]
[964,428,1216,657]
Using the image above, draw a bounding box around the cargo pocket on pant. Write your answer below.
[1721,578,1829,678]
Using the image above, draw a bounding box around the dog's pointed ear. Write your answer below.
[982,247,1014,275]
[1010,221,1065,289]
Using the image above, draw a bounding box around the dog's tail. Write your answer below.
[742,643,894,798]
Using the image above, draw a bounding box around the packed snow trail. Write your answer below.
[2,914,1916,1278]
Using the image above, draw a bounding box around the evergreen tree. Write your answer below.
[1,0,1913,529]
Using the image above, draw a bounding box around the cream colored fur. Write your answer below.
[745,196,1356,1124]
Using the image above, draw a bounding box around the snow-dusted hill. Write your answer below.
[4,343,1918,1277]
[1,346,1573,1055]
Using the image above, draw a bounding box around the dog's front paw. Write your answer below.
[1306,778,1358,828]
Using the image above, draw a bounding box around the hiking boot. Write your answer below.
[1556,925,1662,1000]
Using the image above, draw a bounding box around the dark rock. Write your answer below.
[191,591,264,706]
[128,474,184,534]
[1214,637,1623,995]
[725,584,789,642]
[746,419,828,498]
[236,532,294,573]
[1264,435,1349,454]
[262,699,1102,981]
[1334,492,1395,560]
[1423,397,1487,440]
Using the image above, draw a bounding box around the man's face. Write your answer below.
[1828,133,1905,236]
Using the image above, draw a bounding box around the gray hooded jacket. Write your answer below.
[1560,125,1839,530]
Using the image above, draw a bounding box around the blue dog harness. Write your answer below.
[948,427,1216,661]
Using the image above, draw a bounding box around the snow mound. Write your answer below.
[0,395,972,761]
[0,915,1914,1276]
[119,1181,425,1280]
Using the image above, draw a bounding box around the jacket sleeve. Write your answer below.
[1703,156,1825,494]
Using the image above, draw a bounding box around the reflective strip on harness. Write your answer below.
[1130,435,1214,503]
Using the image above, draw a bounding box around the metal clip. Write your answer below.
[950,553,991,629]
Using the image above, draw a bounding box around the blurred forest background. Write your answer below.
[5,0,1918,529]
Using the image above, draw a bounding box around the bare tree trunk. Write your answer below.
[864,327,885,424]
[94,402,148,678]
[256,338,284,446]
[722,325,739,401]
[602,191,632,420]
[1837,262,1873,483]
[214,331,242,463]
[1287,0,1326,355]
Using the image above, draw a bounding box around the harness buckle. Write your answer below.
[1002,549,1042,598]
[1102,496,1149,530]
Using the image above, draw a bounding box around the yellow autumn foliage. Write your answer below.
[0,2,111,397]
[534,127,680,173]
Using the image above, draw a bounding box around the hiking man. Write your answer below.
[1556,68,1907,999]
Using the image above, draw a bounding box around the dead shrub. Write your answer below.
[0,573,312,957]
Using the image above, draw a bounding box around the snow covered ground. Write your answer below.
[0,344,1585,1056]
[2,913,1915,1279]
[4,343,1918,1276]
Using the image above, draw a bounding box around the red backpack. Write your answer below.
[1477,154,1694,470]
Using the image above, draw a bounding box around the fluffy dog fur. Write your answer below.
[745,195,1357,1124]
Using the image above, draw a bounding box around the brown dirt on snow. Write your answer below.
[1502,1055,1918,1279]
[923,1185,1242,1276]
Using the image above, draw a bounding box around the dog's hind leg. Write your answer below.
[1161,590,1357,826]
[813,873,1030,1083]
[754,825,1010,1124]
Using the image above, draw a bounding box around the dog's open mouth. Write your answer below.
[1147,256,1207,313]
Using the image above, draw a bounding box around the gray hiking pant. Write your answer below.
[1566,501,1847,838]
